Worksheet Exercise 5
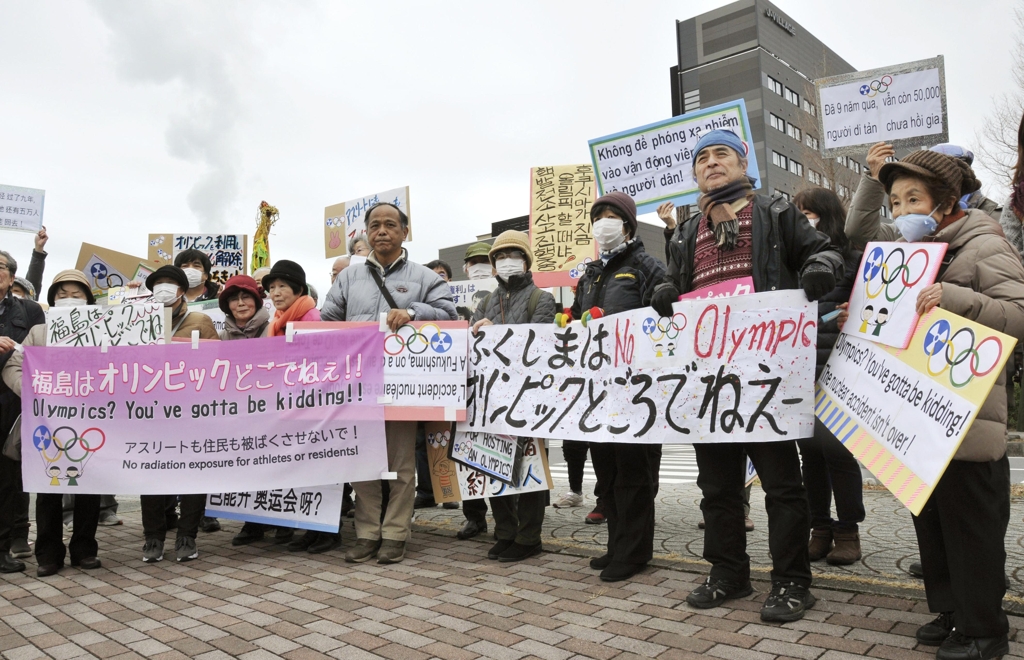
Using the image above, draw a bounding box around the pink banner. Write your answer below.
[678,277,754,301]
[21,327,387,494]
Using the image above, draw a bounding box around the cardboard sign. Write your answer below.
[206,484,344,533]
[816,56,948,157]
[46,303,167,347]
[148,234,248,285]
[324,186,411,259]
[75,244,151,298]
[0,184,44,233]
[529,165,598,288]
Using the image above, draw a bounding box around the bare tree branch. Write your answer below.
[974,2,1024,193]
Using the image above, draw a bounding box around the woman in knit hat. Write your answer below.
[261,260,321,336]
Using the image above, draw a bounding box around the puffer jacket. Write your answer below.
[659,194,844,296]
[998,202,1024,266]
[471,271,556,326]
[815,248,862,379]
[925,209,1024,461]
[571,239,665,317]
[322,249,457,322]
[2,324,45,396]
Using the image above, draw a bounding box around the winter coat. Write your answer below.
[2,324,44,396]
[570,239,665,317]
[998,202,1024,266]
[815,248,862,378]
[170,304,220,340]
[25,250,45,301]
[222,306,271,340]
[926,209,1024,461]
[322,249,457,322]
[659,194,844,295]
[471,272,556,326]
[0,294,44,440]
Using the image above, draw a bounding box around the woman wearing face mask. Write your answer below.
[792,188,865,567]
[174,249,220,302]
[569,192,667,582]
[3,270,102,577]
[469,231,556,562]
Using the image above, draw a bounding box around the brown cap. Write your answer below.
[878,149,981,197]
[47,269,96,306]
[489,230,533,270]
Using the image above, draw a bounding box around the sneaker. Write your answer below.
[686,576,753,609]
[916,611,954,646]
[584,508,605,524]
[936,631,1008,660]
[142,538,164,563]
[760,581,815,622]
[908,561,924,578]
[552,491,583,508]
[377,540,406,564]
[345,538,382,563]
[199,517,221,533]
[98,512,123,526]
[175,536,199,563]
[9,538,31,559]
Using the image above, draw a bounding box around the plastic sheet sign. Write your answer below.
[815,56,948,157]
[845,242,946,349]
[0,184,44,233]
[816,307,1014,515]
[206,484,344,533]
[529,165,598,288]
[20,327,387,494]
[463,290,817,444]
[324,186,411,259]
[46,303,167,348]
[588,99,760,215]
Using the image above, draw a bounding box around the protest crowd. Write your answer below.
[3,107,1024,660]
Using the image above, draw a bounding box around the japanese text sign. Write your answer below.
[47,303,167,347]
[816,307,1013,514]
[816,56,948,156]
[529,165,597,288]
[21,327,387,494]
[450,278,499,322]
[0,184,44,233]
[206,484,344,533]
[324,186,411,259]
[148,234,249,284]
[588,99,760,215]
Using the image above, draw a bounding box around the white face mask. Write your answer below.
[53,297,87,307]
[151,283,181,306]
[466,263,492,280]
[495,257,526,281]
[593,218,626,252]
[183,267,204,289]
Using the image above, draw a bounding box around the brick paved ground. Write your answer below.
[2,504,1024,660]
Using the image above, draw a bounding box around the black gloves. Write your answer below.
[713,218,739,251]
[802,263,836,301]
[651,284,680,318]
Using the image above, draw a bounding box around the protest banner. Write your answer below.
[448,430,521,486]
[816,56,948,157]
[47,303,168,347]
[0,184,44,233]
[324,186,411,259]
[450,278,499,322]
[462,290,816,444]
[20,327,387,494]
[815,307,1013,515]
[292,321,468,421]
[75,244,151,298]
[845,242,946,349]
[148,234,248,285]
[529,165,598,288]
[588,99,760,215]
[424,422,552,503]
[679,277,754,302]
[206,484,344,533]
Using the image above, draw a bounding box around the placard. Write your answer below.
[206,484,344,533]
[46,303,167,347]
[148,234,248,285]
[75,244,151,298]
[529,165,598,288]
[324,186,411,259]
[448,430,521,486]
[679,277,754,301]
[0,184,44,233]
[816,56,948,157]
[450,278,499,322]
[588,99,760,214]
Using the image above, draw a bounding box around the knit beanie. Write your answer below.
[879,150,982,197]
[488,231,533,270]
[591,191,638,238]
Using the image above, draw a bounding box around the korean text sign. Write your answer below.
[588,99,760,215]
[816,307,1013,515]
[816,56,947,156]
[0,184,44,233]
[324,186,411,259]
[462,290,816,444]
[21,327,387,494]
[529,165,597,288]
[206,484,345,533]
[47,303,167,347]
[148,234,249,285]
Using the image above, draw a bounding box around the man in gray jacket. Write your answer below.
[322,203,457,564]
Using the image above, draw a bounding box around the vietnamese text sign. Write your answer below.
[816,56,947,156]
[324,186,411,259]
[0,184,44,233]
[451,278,499,322]
[206,484,344,533]
[148,234,248,285]
[816,307,1013,514]
[529,165,597,288]
[588,99,760,215]
[464,290,816,444]
[846,242,945,349]
[47,303,167,347]
[21,327,387,494]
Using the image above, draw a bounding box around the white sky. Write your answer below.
[1,0,1018,298]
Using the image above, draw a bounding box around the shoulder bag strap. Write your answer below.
[367,266,399,310]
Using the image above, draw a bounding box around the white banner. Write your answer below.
[46,303,166,347]
[205,484,344,532]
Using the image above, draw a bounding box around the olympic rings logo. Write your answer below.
[569,257,594,280]
[862,246,929,304]
[427,429,450,449]
[922,319,1003,388]
[383,323,453,356]
[859,75,893,98]
[89,262,124,290]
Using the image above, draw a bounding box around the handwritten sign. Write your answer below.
[448,430,520,485]
[816,56,947,156]
[148,234,249,285]
[0,184,44,233]
[679,277,754,302]
[529,165,597,288]
[46,304,167,347]
[76,244,151,298]
[816,307,1013,514]
[206,484,344,533]
[450,278,499,322]
[324,186,411,259]
[588,99,760,214]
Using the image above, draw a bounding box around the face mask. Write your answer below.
[593,218,625,252]
[495,257,525,281]
[53,298,87,307]
[151,283,181,306]
[894,204,941,242]
[466,263,492,280]
[183,267,204,289]
[11,293,22,299]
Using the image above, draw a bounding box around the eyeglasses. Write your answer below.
[0,264,10,272]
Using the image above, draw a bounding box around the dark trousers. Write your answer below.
[590,442,661,566]
[463,495,488,524]
[797,419,865,531]
[561,440,590,495]
[0,456,24,553]
[415,423,432,499]
[913,456,1010,638]
[36,493,99,565]
[491,491,547,545]
[696,441,811,586]
[141,494,206,541]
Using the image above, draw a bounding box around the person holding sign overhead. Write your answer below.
[322,202,457,565]
[652,129,844,622]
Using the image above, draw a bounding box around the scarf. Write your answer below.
[223,305,271,340]
[1012,177,1024,220]
[698,176,755,251]
[269,295,317,337]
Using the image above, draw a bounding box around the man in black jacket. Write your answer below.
[652,130,842,622]
[0,250,45,573]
